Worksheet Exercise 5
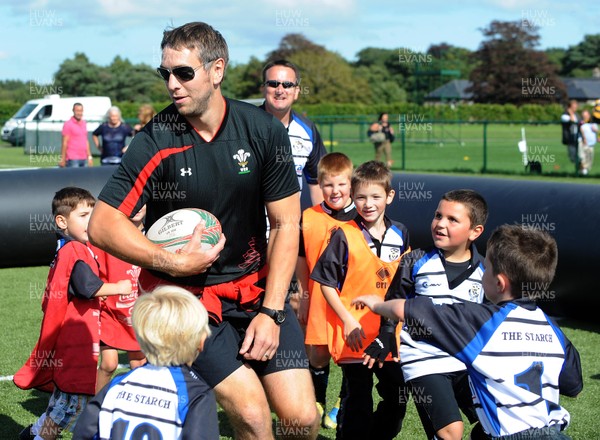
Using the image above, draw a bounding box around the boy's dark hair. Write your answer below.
[441,189,488,228]
[262,59,301,84]
[317,152,353,184]
[352,161,393,194]
[161,22,229,72]
[486,224,557,297]
[52,187,95,217]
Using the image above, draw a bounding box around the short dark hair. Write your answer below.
[261,59,300,84]
[52,187,95,217]
[352,160,392,194]
[161,22,229,71]
[441,189,488,228]
[486,224,557,298]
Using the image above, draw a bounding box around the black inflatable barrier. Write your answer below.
[0,166,117,270]
[1,167,598,320]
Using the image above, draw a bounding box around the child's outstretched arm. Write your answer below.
[94,279,132,297]
[321,285,366,352]
[352,295,407,322]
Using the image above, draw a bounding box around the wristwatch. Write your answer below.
[259,306,286,325]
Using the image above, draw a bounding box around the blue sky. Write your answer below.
[0,0,598,83]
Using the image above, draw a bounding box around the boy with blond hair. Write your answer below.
[295,152,356,428]
[310,160,411,439]
[74,285,219,439]
[353,225,583,439]
[15,187,132,440]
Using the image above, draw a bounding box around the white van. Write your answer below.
[1,95,112,154]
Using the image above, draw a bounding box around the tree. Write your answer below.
[289,50,371,104]
[105,56,164,102]
[561,34,600,77]
[544,47,566,73]
[222,56,264,99]
[354,47,410,102]
[263,34,371,104]
[53,53,166,102]
[54,53,106,96]
[265,33,326,61]
[354,65,407,104]
[468,21,565,105]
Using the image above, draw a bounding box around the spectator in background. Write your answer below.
[592,98,600,124]
[92,106,133,166]
[59,103,93,168]
[368,112,395,168]
[133,103,156,135]
[260,59,326,205]
[579,109,598,175]
[561,100,580,170]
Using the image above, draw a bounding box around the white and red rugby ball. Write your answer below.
[146,208,222,253]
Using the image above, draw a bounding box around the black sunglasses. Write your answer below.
[263,80,298,89]
[156,65,202,82]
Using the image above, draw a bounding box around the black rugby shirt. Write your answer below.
[99,98,299,286]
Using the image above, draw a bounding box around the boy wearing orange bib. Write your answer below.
[296,153,356,427]
[311,161,411,440]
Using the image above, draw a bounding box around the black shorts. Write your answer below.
[192,303,308,387]
[408,371,478,434]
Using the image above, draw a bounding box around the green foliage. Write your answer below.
[222,56,264,100]
[295,102,564,122]
[52,53,167,103]
[469,21,565,105]
[561,34,600,76]
[290,50,371,104]
[0,100,22,121]
[1,30,599,109]
[545,47,566,72]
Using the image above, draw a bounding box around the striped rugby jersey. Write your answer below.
[259,104,326,190]
[389,246,485,381]
[404,297,583,437]
[73,364,219,439]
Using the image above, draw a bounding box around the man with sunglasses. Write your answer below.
[88,21,319,440]
[260,60,326,205]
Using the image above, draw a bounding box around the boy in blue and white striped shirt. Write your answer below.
[353,225,583,439]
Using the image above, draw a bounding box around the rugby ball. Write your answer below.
[146,208,222,253]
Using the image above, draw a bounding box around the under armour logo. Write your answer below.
[180,167,192,176]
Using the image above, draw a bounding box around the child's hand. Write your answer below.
[351,295,383,311]
[117,279,133,295]
[343,316,366,352]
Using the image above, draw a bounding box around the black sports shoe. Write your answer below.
[18,424,34,440]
